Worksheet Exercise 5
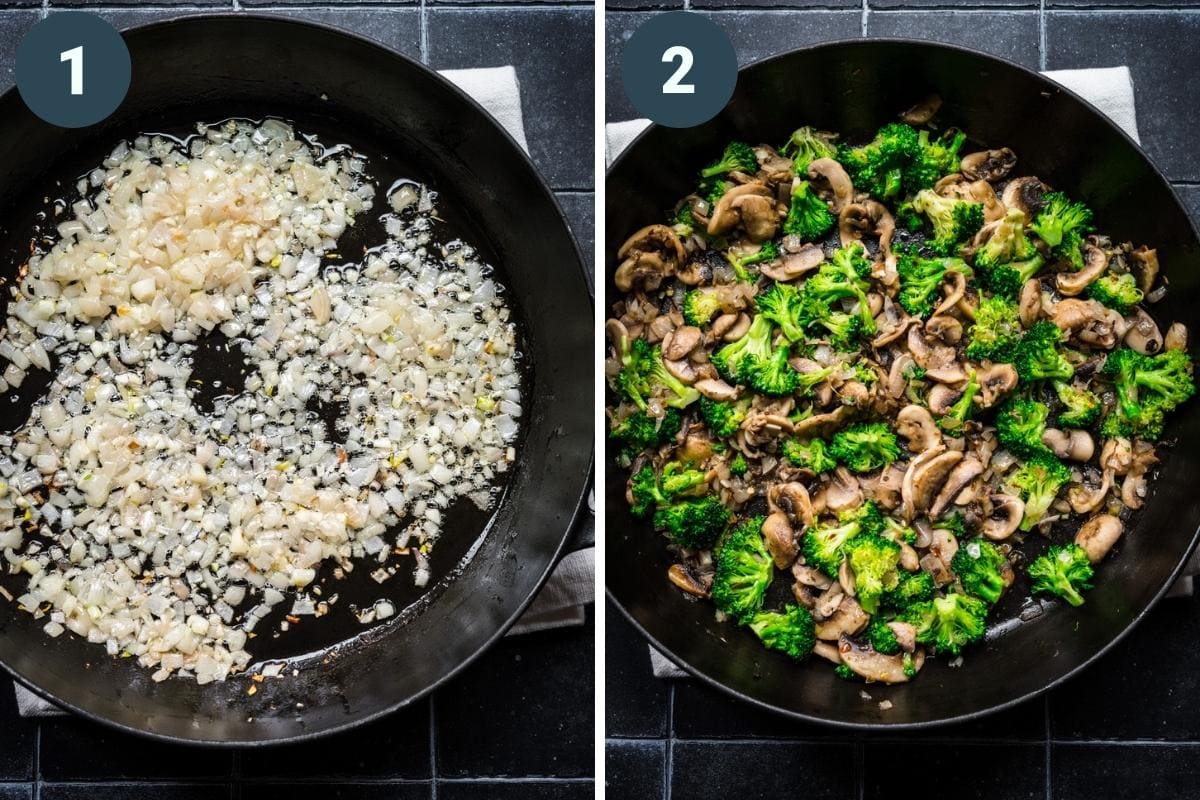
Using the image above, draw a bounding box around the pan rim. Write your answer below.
[604,35,1200,730]
[0,11,593,746]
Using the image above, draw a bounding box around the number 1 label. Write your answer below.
[61,45,83,96]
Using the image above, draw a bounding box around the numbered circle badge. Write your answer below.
[16,11,131,129]
[621,11,737,129]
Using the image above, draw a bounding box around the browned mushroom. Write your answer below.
[927,383,962,416]
[707,182,776,241]
[721,313,752,342]
[982,493,1024,540]
[1019,278,1042,327]
[936,175,1005,223]
[960,148,1017,182]
[896,405,941,452]
[900,94,942,125]
[1068,471,1112,515]
[668,564,709,597]
[838,636,924,683]
[1132,246,1159,294]
[1001,176,1047,220]
[887,621,918,653]
[815,597,869,640]
[807,158,855,212]
[762,512,798,569]
[1042,429,1095,462]
[925,315,963,345]
[1166,322,1189,352]
[885,353,918,399]
[901,447,961,520]
[838,559,856,598]
[793,562,833,590]
[694,378,738,401]
[791,406,852,439]
[812,641,842,665]
[1074,514,1124,563]
[663,357,697,384]
[615,224,685,292]
[769,482,815,528]
[931,270,969,319]
[1119,440,1158,510]
[662,326,702,361]
[760,243,824,281]
[976,363,1019,408]
[679,434,714,465]
[823,467,864,513]
[605,318,630,358]
[1056,243,1108,296]
[1123,307,1163,355]
[928,457,985,519]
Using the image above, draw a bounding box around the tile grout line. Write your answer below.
[1038,0,1047,70]
[663,683,675,800]
[1044,696,1053,800]
[860,0,868,36]
[430,696,439,799]
[32,722,40,800]
[420,0,429,64]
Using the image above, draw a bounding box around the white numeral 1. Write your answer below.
[61,46,84,96]
[661,45,695,95]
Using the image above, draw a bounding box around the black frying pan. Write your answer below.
[0,15,591,744]
[606,39,1200,728]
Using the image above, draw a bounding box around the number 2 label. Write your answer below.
[661,45,695,95]
[61,45,83,96]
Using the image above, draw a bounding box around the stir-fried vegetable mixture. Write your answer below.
[606,112,1195,685]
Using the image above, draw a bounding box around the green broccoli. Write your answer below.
[829,422,902,473]
[867,616,902,656]
[781,437,837,474]
[883,570,936,611]
[838,500,887,537]
[614,338,702,410]
[782,181,835,241]
[912,189,985,256]
[712,315,774,384]
[698,396,749,438]
[1101,347,1196,440]
[748,604,817,659]
[746,343,801,397]
[672,204,696,238]
[1054,381,1102,428]
[804,244,876,334]
[933,511,970,539]
[726,241,780,284]
[995,397,1052,459]
[609,408,683,461]
[903,128,968,192]
[701,141,759,179]
[1087,272,1144,315]
[838,123,920,199]
[845,533,902,613]
[973,208,1036,271]
[682,288,723,328]
[833,663,860,681]
[1005,454,1072,531]
[711,516,773,623]
[628,461,709,518]
[881,516,918,546]
[800,504,885,576]
[781,126,837,173]
[800,297,864,351]
[937,368,980,435]
[756,282,808,343]
[1028,543,1094,607]
[895,199,923,231]
[977,254,1046,299]
[1013,320,1074,384]
[896,251,958,320]
[705,179,731,207]
[903,592,988,657]
[729,453,749,476]
[966,294,1022,363]
[950,538,1009,604]
[654,496,732,549]
[1030,191,1093,266]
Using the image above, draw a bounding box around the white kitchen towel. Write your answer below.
[13,64,594,718]
[607,64,1189,680]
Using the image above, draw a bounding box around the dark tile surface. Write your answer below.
[867,10,1041,68]
[438,612,594,778]
[606,740,665,800]
[0,788,30,800]
[240,785,430,800]
[438,781,593,799]
[557,191,596,285]
[1176,184,1200,223]
[0,10,38,88]
[1052,744,1200,799]
[0,684,35,781]
[672,741,855,800]
[864,743,1045,800]
[1046,11,1200,182]
[38,719,234,781]
[428,7,593,191]
[606,601,669,738]
[39,786,230,800]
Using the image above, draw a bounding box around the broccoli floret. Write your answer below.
[672,204,696,238]
[609,408,683,461]
[1005,454,1072,531]
[654,496,732,549]
[912,189,985,256]
[903,592,988,657]
[801,518,860,576]
[705,179,731,207]
[867,616,902,655]
[973,207,1036,271]
[781,126,837,173]
[903,129,968,192]
[781,438,837,474]
[896,251,959,320]
[838,500,887,537]
[1030,191,1093,263]
[782,181,835,242]
[895,200,923,231]
[934,511,971,539]
[682,288,723,328]
[712,315,774,384]
[881,516,918,546]
[1028,543,1094,607]
[937,368,980,435]
[756,282,807,343]
[698,396,748,438]
[833,662,859,681]
[838,123,920,199]
[1101,347,1195,440]
[1054,381,1102,428]
[726,241,780,284]
[966,295,1022,362]
[803,299,864,351]
[701,141,759,179]
[615,338,701,410]
[1088,272,1144,315]
[748,604,817,659]
[729,453,748,476]
[804,244,876,334]
[829,422,902,473]
[978,254,1046,299]
[995,397,1052,459]
[1013,321,1074,384]
[950,538,1008,604]
[845,533,902,613]
[711,516,773,623]
[629,462,709,517]
[883,570,936,611]
[746,343,801,397]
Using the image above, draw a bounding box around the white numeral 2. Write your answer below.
[661,45,695,95]
[61,46,84,96]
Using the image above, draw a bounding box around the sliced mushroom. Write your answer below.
[793,562,833,590]
[813,584,845,620]
[663,357,697,384]
[982,493,1024,540]
[863,463,908,512]
[815,597,869,640]
[976,363,1019,408]
[887,621,918,653]
[694,378,738,401]
[931,270,969,320]
[1050,298,1109,333]
[838,636,924,684]
[927,383,962,416]
[1055,243,1108,296]
[1074,514,1124,563]
[838,202,871,249]
[615,224,685,292]
[1132,246,1160,294]
[812,641,842,665]
[929,524,960,569]
[762,512,798,569]
[1068,470,1113,515]
[823,467,864,513]
[961,148,1017,182]
[1019,278,1042,327]
[721,313,752,342]
[885,353,918,399]
[679,434,714,465]
[937,176,1005,223]
[760,244,824,281]
[605,318,630,359]
[663,326,702,360]
[791,406,852,439]
[1119,440,1158,511]
[925,315,963,345]
[928,457,984,519]
[896,405,941,453]
[1001,176,1047,220]
[907,450,964,518]
[708,182,775,240]
[1042,429,1095,462]
[900,94,942,125]
[838,559,856,598]
[1123,308,1163,355]
[807,158,855,212]
[667,564,709,597]
[769,482,815,528]
[1166,322,1189,352]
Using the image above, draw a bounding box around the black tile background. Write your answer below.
[605,4,1200,799]
[0,3,594,800]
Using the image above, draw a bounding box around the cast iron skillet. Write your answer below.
[0,15,591,744]
[606,39,1200,728]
